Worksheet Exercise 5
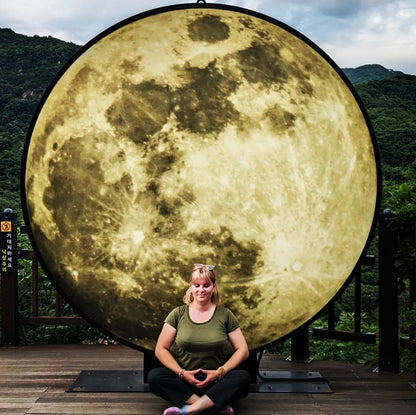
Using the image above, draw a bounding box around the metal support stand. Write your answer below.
[249,351,332,393]
[251,369,331,393]
[68,350,331,393]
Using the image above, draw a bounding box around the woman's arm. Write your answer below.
[222,327,250,374]
[154,322,182,376]
[155,322,201,386]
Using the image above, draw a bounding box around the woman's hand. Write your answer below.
[183,369,219,388]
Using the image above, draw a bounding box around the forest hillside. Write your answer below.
[1,28,415,215]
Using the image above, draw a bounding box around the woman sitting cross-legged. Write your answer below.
[148,263,251,415]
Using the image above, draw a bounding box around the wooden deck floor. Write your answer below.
[0,344,415,415]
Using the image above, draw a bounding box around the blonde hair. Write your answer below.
[183,265,220,305]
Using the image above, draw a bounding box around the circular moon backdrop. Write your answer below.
[22,4,379,351]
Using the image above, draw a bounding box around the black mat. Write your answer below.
[67,370,149,392]
[68,370,332,393]
[251,370,332,393]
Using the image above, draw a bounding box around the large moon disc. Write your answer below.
[22,4,380,351]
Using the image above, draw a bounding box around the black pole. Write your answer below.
[354,265,362,333]
[290,324,309,361]
[1,208,19,346]
[378,210,399,372]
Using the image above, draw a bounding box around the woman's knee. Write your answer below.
[229,369,251,397]
[147,367,170,387]
[229,369,251,385]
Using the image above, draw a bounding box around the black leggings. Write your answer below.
[148,367,251,410]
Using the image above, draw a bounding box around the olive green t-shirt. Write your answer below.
[165,305,240,370]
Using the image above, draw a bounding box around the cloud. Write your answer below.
[320,0,416,71]
[1,0,415,73]
[260,0,416,73]
[0,0,169,44]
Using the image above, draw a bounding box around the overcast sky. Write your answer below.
[1,0,415,74]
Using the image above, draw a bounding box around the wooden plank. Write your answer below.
[312,327,377,344]
[0,345,414,415]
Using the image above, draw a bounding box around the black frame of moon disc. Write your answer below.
[20,2,382,353]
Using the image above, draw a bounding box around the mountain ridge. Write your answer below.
[342,64,404,84]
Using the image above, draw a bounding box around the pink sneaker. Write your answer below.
[163,406,188,415]
[219,405,234,415]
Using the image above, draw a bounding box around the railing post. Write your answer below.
[378,210,399,372]
[354,265,362,333]
[1,208,19,346]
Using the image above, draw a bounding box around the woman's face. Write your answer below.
[190,276,215,304]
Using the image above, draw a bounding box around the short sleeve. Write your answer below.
[225,307,240,333]
[164,305,186,329]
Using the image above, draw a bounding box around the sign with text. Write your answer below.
[0,212,17,276]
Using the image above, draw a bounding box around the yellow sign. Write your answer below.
[1,221,12,232]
